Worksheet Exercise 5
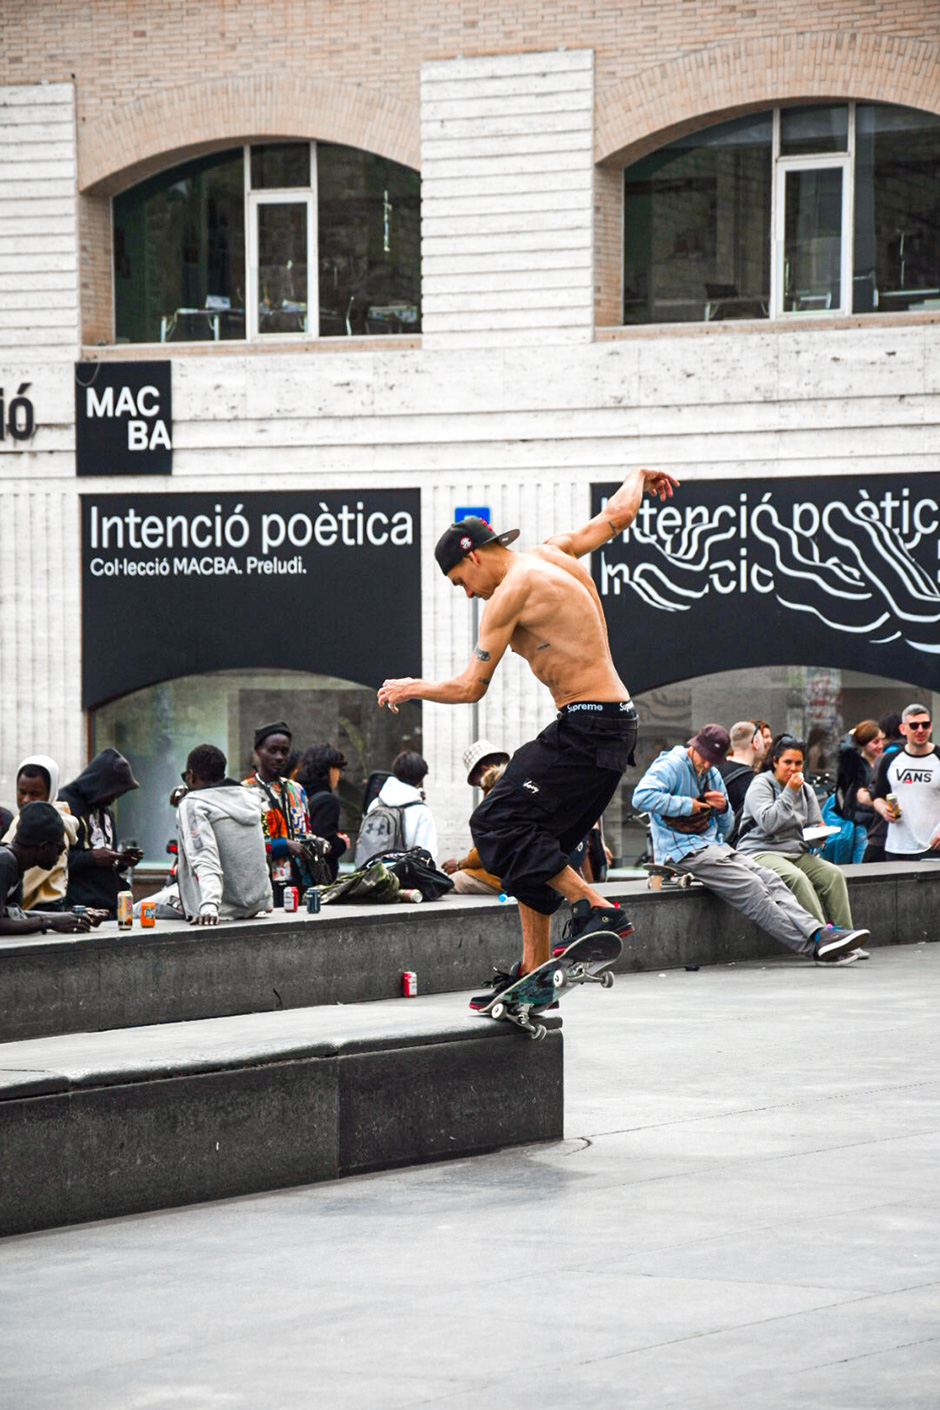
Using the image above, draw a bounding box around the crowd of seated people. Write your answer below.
[1,703,927,934]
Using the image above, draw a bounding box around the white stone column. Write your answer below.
[420,49,595,349]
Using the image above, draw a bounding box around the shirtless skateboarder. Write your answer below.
[377,466,679,1006]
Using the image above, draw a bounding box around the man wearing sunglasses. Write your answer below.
[870,703,940,862]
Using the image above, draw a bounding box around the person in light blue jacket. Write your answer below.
[633,724,869,967]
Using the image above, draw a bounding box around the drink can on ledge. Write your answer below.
[399,888,423,903]
[283,886,299,912]
[140,899,156,928]
[117,891,133,930]
[304,888,321,914]
[402,970,418,997]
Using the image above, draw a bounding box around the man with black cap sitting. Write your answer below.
[0,802,99,935]
[377,466,679,1006]
[632,724,869,965]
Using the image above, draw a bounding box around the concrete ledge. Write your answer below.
[1,863,937,1042]
[0,1002,562,1236]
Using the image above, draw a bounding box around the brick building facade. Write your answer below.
[2,2,940,860]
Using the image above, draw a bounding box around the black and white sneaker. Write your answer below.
[552,899,634,958]
[469,962,520,1011]
[813,925,869,965]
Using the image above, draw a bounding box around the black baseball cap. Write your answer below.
[434,517,520,575]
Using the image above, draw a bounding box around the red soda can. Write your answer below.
[401,970,418,997]
[283,886,299,912]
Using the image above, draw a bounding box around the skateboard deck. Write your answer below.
[479,931,622,1040]
[644,861,696,890]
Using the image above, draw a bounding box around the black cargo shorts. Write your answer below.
[470,701,637,914]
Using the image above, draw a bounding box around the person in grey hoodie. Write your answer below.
[738,733,866,950]
[177,744,273,925]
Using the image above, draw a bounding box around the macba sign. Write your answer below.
[592,475,940,693]
[81,490,420,707]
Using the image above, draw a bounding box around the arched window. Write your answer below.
[114,142,421,344]
[623,103,940,324]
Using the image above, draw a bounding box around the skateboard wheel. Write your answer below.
[600,970,615,989]
[491,1001,506,1020]
[531,1024,547,1041]
[551,967,565,989]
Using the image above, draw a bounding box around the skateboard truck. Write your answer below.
[488,1000,548,1041]
[644,862,694,891]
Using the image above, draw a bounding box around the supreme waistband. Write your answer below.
[558,700,636,719]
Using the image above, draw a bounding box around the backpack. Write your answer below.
[834,744,863,819]
[721,763,755,847]
[354,798,419,867]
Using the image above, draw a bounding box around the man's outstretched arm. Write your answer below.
[546,467,680,559]
[377,588,518,712]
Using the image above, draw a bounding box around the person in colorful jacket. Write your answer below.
[632,724,869,966]
[242,720,323,904]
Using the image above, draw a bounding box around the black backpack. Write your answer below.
[722,763,754,847]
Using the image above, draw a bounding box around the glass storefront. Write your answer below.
[604,665,938,866]
[624,102,940,324]
[92,669,422,864]
[114,142,421,344]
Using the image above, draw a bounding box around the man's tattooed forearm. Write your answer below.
[473,645,491,662]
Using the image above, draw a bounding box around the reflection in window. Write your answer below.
[317,144,421,337]
[623,114,772,325]
[114,142,421,343]
[93,668,423,864]
[854,105,940,314]
[780,104,848,156]
[623,102,940,324]
[114,149,246,344]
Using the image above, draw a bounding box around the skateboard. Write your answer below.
[644,861,697,890]
[478,931,622,1041]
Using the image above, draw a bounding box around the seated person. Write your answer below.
[443,761,507,893]
[632,724,869,966]
[462,738,510,790]
[59,748,143,917]
[0,803,101,936]
[177,744,273,925]
[737,734,865,953]
[359,751,438,863]
[294,744,350,883]
[2,755,79,910]
[242,721,324,904]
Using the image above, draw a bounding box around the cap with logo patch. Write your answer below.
[434,517,520,575]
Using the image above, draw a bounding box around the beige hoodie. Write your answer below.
[1,755,80,908]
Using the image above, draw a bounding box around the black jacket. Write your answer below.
[59,749,139,914]
[305,788,347,882]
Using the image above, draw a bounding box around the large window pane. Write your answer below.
[317,144,421,336]
[855,104,940,314]
[256,201,309,335]
[114,150,246,344]
[623,114,772,325]
[783,166,843,312]
[780,104,848,156]
[93,669,423,865]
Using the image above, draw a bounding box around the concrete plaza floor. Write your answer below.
[2,943,939,1409]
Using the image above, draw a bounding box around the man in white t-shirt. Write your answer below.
[870,702,940,860]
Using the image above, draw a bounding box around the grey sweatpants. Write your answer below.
[670,843,821,957]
